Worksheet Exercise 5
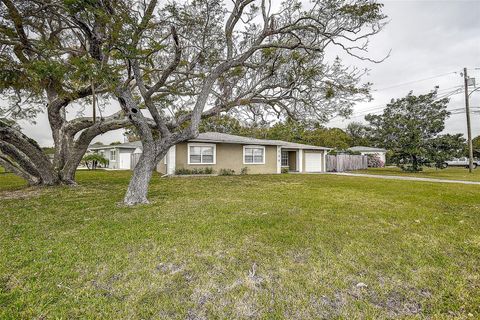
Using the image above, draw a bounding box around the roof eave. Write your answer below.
[188,138,281,146]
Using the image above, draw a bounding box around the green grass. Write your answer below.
[1,171,479,318]
[354,166,480,182]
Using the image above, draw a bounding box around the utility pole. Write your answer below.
[463,67,474,173]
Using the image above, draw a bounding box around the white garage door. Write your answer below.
[305,152,322,172]
[119,152,131,169]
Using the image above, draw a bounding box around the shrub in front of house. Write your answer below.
[218,168,235,176]
[367,154,384,168]
[281,167,289,173]
[240,167,248,175]
[175,167,214,175]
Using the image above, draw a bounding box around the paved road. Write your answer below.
[327,172,480,185]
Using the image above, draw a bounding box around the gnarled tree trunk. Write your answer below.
[0,108,129,186]
[123,142,167,205]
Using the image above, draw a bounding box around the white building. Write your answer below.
[348,146,387,164]
[88,141,142,170]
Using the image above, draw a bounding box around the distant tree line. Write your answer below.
[198,89,470,172]
[124,89,472,173]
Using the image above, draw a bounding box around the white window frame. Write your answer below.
[110,149,117,161]
[281,151,289,166]
[187,143,216,165]
[243,145,265,165]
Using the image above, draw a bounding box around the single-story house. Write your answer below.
[157,132,331,175]
[348,146,387,164]
[88,141,142,169]
[89,132,331,174]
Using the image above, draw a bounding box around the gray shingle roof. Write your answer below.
[89,132,330,150]
[191,132,330,150]
[190,132,281,146]
[276,141,330,150]
[89,141,142,150]
[348,146,387,152]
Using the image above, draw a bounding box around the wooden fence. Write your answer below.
[326,155,368,172]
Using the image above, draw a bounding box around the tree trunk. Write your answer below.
[123,142,159,205]
[0,157,40,186]
[412,155,419,172]
[61,146,89,185]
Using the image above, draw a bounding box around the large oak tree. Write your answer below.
[92,0,386,205]
[0,0,130,185]
[3,0,386,204]
[365,90,464,171]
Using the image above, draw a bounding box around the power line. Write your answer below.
[345,89,465,120]
[347,87,464,119]
[373,71,457,91]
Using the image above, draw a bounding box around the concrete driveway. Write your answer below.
[326,172,480,185]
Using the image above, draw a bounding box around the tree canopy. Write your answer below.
[96,0,387,204]
[366,90,464,171]
[473,135,480,158]
[1,0,387,204]
[346,121,372,147]
[0,0,130,185]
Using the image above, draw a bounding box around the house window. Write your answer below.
[110,149,116,161]
[188,144,215,164]
[281,151,289,166]
[244,146,265,164]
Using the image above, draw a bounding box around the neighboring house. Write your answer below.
[157,132,330,175]
[88,132,331,174]
[348,146,387,164]
[88,141,142,169]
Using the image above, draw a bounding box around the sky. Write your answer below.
[18,0,480,147]
[328,0,480,135]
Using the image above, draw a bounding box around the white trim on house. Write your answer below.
[323,151,327,172]
[298,149,303,172]
[187,143,216,165]
[243,145,266,165]
[110,148,117,161]
[167,145,176,174]
[276,146,282,173]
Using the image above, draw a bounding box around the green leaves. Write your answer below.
[340,1,385,23]
[366,90,460,171]
[63,0,101,14]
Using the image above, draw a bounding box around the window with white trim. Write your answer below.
[110,149,116,161]
[244,146,265,164]
[188,144,215,164]
[281,151,289,166]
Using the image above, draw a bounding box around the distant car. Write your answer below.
[443,157,478,169]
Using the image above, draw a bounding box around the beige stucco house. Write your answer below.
[157,132,331,175]
[88,132,331,174]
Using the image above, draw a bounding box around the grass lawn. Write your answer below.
[354,166,480,182]
[1,171,479,318]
